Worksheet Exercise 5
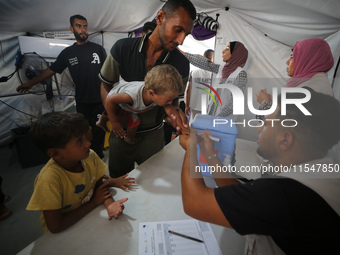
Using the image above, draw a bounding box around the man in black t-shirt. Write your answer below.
[180,92,340,254]
[17,15,106,158]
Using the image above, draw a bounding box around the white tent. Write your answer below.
[0,0,339,161]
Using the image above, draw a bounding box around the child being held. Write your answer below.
[27,111,135,233]
[105,64,189,144]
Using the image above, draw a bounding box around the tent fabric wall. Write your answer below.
[211,9,292,141]
[0,0,339,158]
[212,9,340,163]
[1,0,339,42]
[212,9,340,132]
[0,32,127,146]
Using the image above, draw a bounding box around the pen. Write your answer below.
[168,230,204,243]
[208,135,220,142]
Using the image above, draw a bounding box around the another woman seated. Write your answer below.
[256,38,334,109]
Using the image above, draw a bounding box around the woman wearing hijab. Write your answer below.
[256,38,334,108]
[182,41,248,117]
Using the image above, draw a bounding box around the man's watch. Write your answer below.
[207,153,217,160]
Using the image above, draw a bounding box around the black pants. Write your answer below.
[76,102,105,158]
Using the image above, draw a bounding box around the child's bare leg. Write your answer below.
[124,113,141,144]
[96,113,109,132]
[124,126,139,144]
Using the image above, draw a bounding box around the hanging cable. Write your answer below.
[0,50,22,83]
[332,56,340,88]
[0,99,37,119]
[0,41,7,65]
[0,69,17,83]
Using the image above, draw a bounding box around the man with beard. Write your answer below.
[99,0,196,178]
[17,14,107,159]
[179,92,340,254]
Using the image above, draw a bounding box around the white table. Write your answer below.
[18,138,259,255]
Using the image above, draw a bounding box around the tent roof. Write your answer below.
[0,0,339,46]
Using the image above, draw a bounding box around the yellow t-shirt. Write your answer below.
[27,150,107,232]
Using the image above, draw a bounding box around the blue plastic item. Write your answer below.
[191,114,238,177]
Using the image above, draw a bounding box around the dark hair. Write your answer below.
[162,0,197,20]
[70,14,87,26]
[29,112,89,153]
[229,41,236,54]
[276,92,340,155]
[204,49,214,60]
[142,22,157,34]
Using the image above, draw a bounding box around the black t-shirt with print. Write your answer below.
[50,41,106,103]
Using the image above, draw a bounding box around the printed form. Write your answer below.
[139,219,222,255]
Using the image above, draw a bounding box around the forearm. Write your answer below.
[181,148,231,227]
[29,68,55,87]
[185,82,191,106]
[45,201,98,233]
[105,99,119,125]
[181,148,208,211]
[205,155,240,187]
[185,53,219,73]
[96,179,117,211]
[104,197,115,207]
[101,82,112,106]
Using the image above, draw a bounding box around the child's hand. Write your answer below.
[106,198,128,220]
[170,111,189,135]
[110,121,126,138]
[110,174,136,190]
[164,106,189,135]
[92,182,112,206]
[179,128,197,151]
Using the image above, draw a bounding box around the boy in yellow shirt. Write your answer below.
[27,111,135,233]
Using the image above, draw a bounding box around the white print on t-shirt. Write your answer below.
[69,57,78,66]
[91,53,100,64]
[194,77,211,84]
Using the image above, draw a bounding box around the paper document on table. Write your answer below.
[139,219,222,255]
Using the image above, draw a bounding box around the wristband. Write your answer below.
[207,153,217,160]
